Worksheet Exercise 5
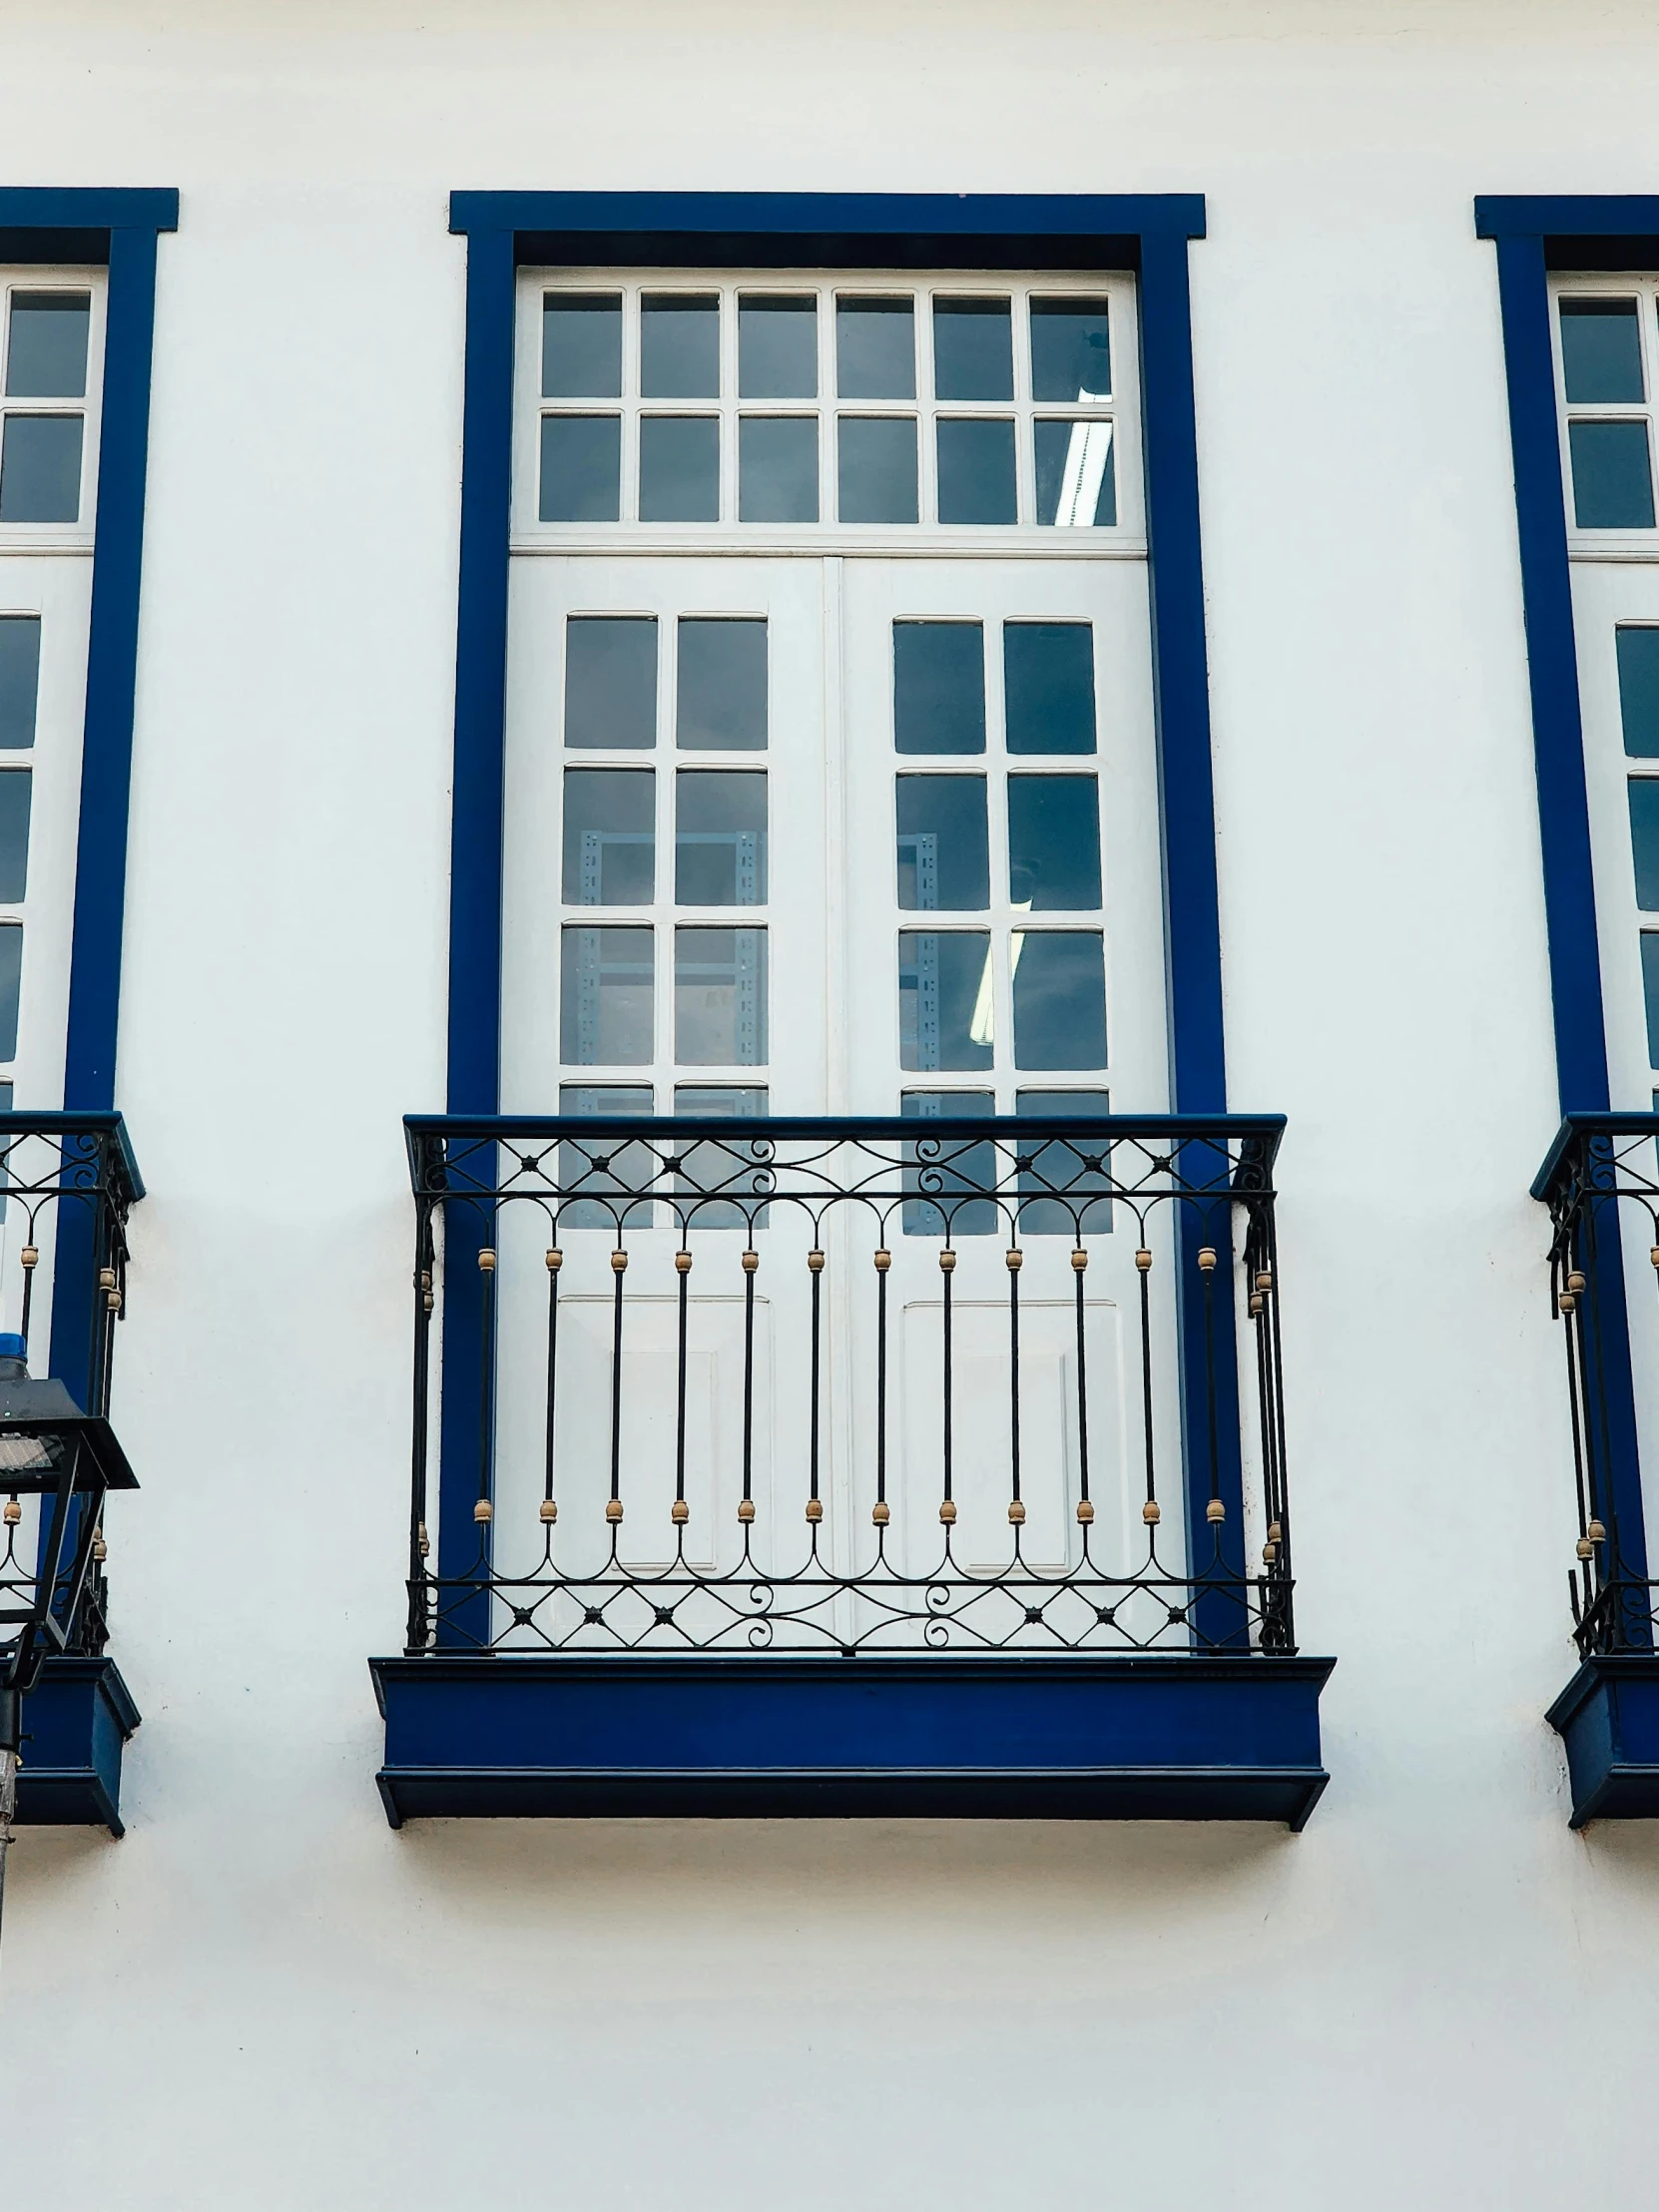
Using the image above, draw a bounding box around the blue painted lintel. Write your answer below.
[371,1652,1335,1829]
[15,1655,141,1836]
[1547,1655,1659,1825]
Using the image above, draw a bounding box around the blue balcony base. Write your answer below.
[1547,1655,1659,1825]
[15,1656,141,1835]
[371,1652,1336,1829]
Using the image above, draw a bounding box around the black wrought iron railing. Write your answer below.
[401,1112,1297,1660]
[0,1114,142,1660]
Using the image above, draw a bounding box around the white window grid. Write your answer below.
[0,270,107,547]
[1551,273,1659,553]
[514,269,1142,547]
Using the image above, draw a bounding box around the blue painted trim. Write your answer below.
[371,1652,1333,1827]
[15,1654,141,1834]
[437,190,1240,1647]
[1547,1655,1659,1825]
[1481,199,1659,1597]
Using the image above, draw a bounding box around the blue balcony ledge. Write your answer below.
[370,1652,1337,1829]
[1547,1655,1659,1826]
[15,1656,141,1835]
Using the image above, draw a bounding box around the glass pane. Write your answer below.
[675,926,768,1065]
[0,617,40,750]
[561,923,654,1064]
[837,416,918,523]
[0,923,21,1059]
[1034,419,1115,527]
[1568,419,1655,529]
[1559,298,1645,404]
[1644,936,1659,1068]
[1030,298,1111,402]
[902,1090,996,1237]
[899,930,993,1070]
[559,1084,655,1230]
[739,297,817,398]
[540,415,621,522]
[738,416,818,522]
[932,298,1013,401]
[1631,779,1659,909]
[1007,775,1101,909]
[676,770,768,904]
[1016,1089,1112,1236]
[894,622,985,755]
[835,296,915,399]
[936,418,1016,525]
[641,294,720,397]
[677,619,767,750]
[1012,932,1106,1069]
[542,293,622,398]
[565,616,657,750]
[6,293,90,398]
[1620,628,1659,758]
[562,769,654,904]
[895,775,989,910]
[0,773,33,903]
[1004,623,1096,755]
[0,415,82,523]
[639,416,720,521]
[673,1084,771,1230]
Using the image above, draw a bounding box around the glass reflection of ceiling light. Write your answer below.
[969,907,1031,1047]
[1056,418,1113,528]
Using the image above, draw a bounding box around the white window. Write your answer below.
[0,273,106,1110]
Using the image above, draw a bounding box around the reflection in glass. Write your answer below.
[901,1090,996,1237]
[932,298,1013,401]
[563,769,655,904]
[899,930,992,1070]
[565,616,657,750]
[1619,627,1659,758]
[1012,931,1106,1069]
[0,617,40,750]
[1034,419,1115,527]
[542,293,623,397]
[1016,1088,1112,1235]
[561,924,654,1064]
[0,773,32,903]
[1007,776,1101,909]
[0,415,82,523]
[1645,935,1659,1068]
[1631,778,1659,909]
[1030,298,1111,402]
[936,418,1016,525]
[739,297,818,397]
[738,416,818,522]
[673,1084,770,1229]
[675,926,768,1065]
[0,923,21,1060]
[1004,623,1096,755]
[639,416,720,521]
[1568,419,1655,529]
[1559,298,1645,404]
[895,775,989,910]
[678,619,767,750]
[835,296,915,399]
[893,622,985,755]
[540,414,621,522]
[641,293,720,397]
[676,771,768,904]
[6,293,90,397]
[836,416,918,523]
[559,1084,655,1230]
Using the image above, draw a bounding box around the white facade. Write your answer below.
[8,3,1659,2203]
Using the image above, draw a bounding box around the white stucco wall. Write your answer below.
[5,3,1656,2203]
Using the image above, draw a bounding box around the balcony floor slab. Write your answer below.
[370,1651,1336,1829]
[1547,1654,1659,1825]
[15,1656,141,1835]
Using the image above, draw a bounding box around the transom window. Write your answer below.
[518,272,1136,537]
[1553,279,1659,533]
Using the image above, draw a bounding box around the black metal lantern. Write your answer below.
[0,1335,138,1764]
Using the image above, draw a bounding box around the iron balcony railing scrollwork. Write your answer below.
[401,1112,1299,1662]
[0,1113,142,1666]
